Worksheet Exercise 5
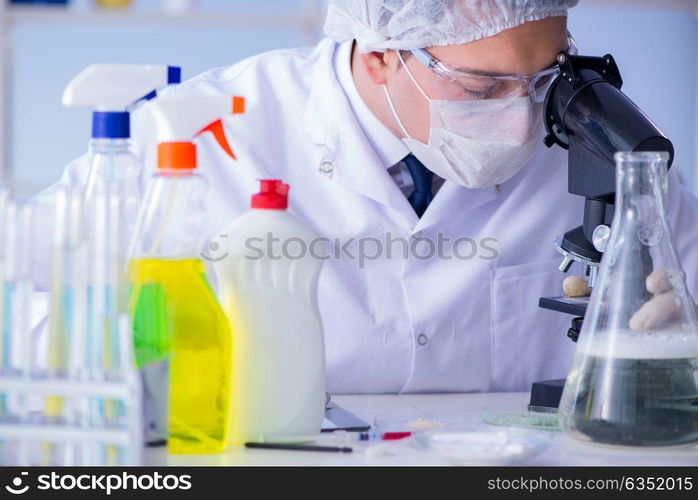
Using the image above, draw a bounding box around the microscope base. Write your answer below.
[529,378,566,411]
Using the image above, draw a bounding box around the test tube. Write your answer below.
[0,189,13,389]
[92,178,129,382]
[11,201,41,465]
[46,189,74,407]
[44,186,93,464]
[88,178,132,464]
[0,190,14,463]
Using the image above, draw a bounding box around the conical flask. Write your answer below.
[559,151,698,447]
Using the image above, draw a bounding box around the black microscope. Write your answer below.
[530,51,674,410]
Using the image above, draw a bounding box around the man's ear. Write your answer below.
[357,51,393,85]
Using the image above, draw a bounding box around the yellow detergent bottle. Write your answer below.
[128,94,244,454]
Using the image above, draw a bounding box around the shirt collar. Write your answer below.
[333,40,408,169]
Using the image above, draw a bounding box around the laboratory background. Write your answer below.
[0,0,698,472]
[1,0,696,198]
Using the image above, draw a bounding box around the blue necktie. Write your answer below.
[403,154,434,217]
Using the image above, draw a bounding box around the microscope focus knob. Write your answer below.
[567,317,584,343]
[592,224,611,253]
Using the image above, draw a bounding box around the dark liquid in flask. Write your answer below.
[565,354,698,447]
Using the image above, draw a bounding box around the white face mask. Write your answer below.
[383,53,544,188]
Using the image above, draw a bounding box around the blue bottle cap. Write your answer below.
[92,111,130,139]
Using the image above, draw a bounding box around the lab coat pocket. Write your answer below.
[490,257,576,392]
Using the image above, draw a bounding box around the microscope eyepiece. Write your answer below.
[544,51,673,202]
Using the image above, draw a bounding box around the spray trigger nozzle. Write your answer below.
[198,120,235,160]
[195,96,245,161]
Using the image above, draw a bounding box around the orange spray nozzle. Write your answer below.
[196,96,245,161]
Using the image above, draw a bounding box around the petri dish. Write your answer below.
[413,428,551,465]
[482,406,561,431]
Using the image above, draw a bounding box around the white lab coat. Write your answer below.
[39,38,698,394]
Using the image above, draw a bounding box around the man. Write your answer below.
[51,0,698,394]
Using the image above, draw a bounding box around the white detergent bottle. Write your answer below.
[214,180,326,444]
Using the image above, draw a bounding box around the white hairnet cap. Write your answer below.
[324,0,578,52]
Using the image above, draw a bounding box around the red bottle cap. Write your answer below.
[251,179,289,210]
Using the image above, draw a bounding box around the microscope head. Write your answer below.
[542,51,673,285]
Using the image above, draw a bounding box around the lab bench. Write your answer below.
[145,393,698,466]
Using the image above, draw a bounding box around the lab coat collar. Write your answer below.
[301,39,416,221]
[300,39,336,146]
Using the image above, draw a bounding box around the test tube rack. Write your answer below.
[0,315,144,466]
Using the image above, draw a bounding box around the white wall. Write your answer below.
[4,0,698,196]
[7,0,324,198]
[568,2,698,189]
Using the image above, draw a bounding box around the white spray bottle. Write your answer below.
[62,64,181,230]
[43,65,181,447]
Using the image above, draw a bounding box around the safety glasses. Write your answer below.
[409,35,579,103]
